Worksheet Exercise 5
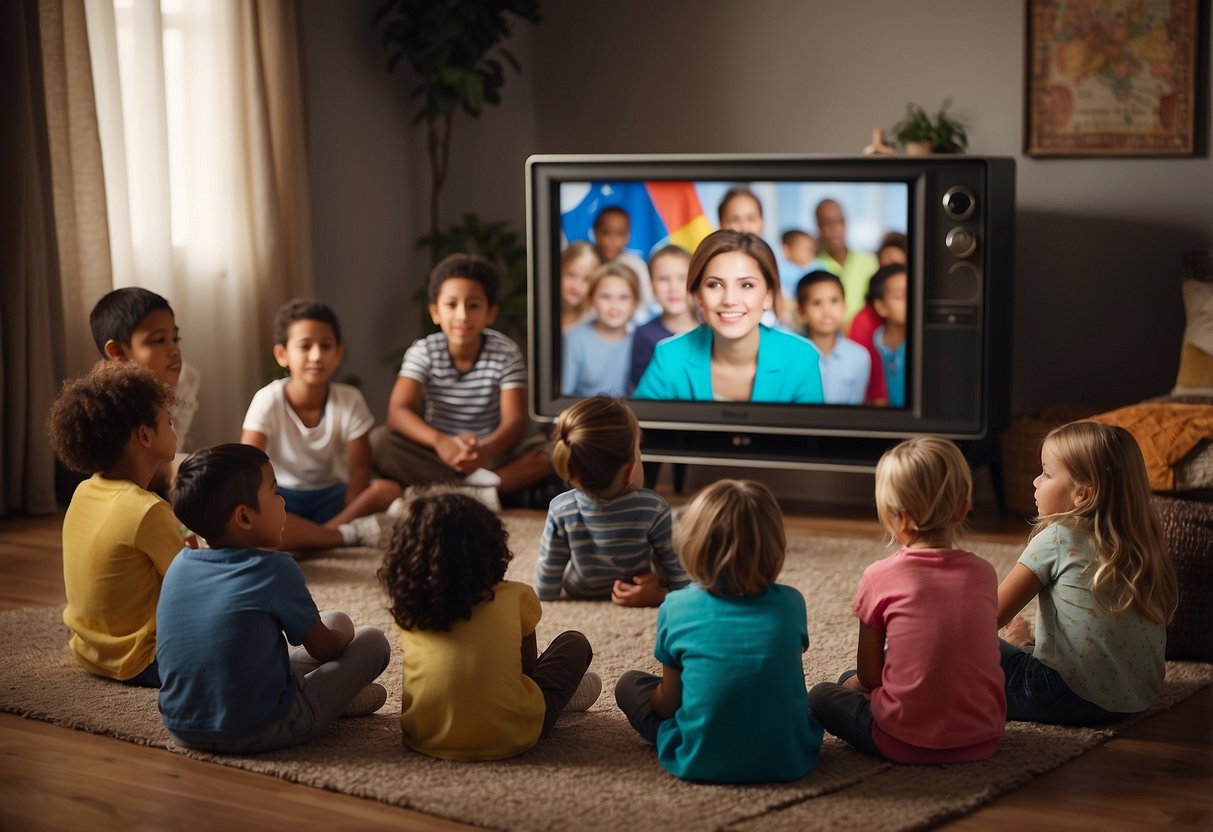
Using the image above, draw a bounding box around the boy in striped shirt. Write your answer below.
[370,254,555,506]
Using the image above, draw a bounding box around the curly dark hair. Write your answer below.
[377,490,513,632]
[46,361,176,474]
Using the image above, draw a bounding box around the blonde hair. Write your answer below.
[588,261,641,303]
[647,243,691,276]
[678,479,785,597]
[1035,421,1178,625]
[551,396,639,498]
[561,241,600,317]
[874,436,972,546]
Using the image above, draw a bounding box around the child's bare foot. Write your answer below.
[1003,614,1034,649]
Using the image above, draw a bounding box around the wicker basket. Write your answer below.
[999,405,1101,517]
[1154,494,1213,661]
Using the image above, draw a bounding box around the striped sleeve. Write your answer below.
[399,337,432,382]
[535,503,572,601]
[495,332,527,390]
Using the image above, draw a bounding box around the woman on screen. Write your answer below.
[632,231,823,404]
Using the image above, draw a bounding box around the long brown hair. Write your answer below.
[1034,422,1178,625]
[687,229,780,298]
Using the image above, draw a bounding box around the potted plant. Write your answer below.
[892,99,968,155]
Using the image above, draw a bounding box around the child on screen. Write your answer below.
[561,263,641,397]
[560,241,600,333]
[796,270,869,405]
[865,263,908,407]
[629,245,697,391]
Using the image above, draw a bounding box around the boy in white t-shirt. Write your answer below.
[241,299,401,552]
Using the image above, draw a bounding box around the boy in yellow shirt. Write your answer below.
[46,361,184,686]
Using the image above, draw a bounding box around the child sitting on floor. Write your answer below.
[46,361,184,687]
[807,437,1005,763]
[371,254,556,509]
[615,479,823,783]
[90,286,200,485]
[241,299,401,551]
[536,396,689,607]
[996,421,1178,725]
[158,443,390,754]
[378,490,600,760]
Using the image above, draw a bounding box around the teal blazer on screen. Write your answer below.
[632,323,824,403]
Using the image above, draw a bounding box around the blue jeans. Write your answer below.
[1000,639,1125,726]
[806,671,883,758]
[280,483,346,524]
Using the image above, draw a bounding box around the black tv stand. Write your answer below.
[639,428,1006,512]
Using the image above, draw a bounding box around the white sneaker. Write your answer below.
[463,468,502,488]
[342,682,387,717]
[451,485,501,513]
[345,512,390,548]
[565,671,601,712]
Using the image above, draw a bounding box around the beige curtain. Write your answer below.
[41,0,114,376]
[0,0,105,516]
[84,0,314,449]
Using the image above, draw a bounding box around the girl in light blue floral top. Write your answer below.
[997,421,1179,725]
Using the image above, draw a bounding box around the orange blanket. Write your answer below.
[1090,403,1213,491]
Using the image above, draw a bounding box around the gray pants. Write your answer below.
[614,669,664,744]
[170,624,391,755]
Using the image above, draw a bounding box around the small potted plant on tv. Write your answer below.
[892,99,968,155]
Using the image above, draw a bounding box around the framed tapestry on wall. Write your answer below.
[1026,0,1200,157]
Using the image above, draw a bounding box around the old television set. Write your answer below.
[526,154,1015,470]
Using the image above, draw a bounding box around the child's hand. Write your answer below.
[1003,614,1035,650]
[435,434,479,472]
[611,573,666,607]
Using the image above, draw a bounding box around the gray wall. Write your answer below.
[302,0,1212,505]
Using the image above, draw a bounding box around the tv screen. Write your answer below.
[527,155,1015,469]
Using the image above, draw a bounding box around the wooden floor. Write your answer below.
[1,501,1209,831]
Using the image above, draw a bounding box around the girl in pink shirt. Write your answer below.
[807,437,1006,763]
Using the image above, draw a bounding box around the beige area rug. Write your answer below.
[1,514,1209,832]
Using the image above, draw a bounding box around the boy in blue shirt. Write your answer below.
[371,254,559,508]
[157,443,390,754]
[795,271,870,405]
[869,264,908,408]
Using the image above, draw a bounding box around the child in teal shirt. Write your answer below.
[614,479,822,783]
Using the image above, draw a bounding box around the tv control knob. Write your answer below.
[945,227,977,259]
[942,186,976,220]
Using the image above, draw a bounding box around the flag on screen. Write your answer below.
[561,181,714,259]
